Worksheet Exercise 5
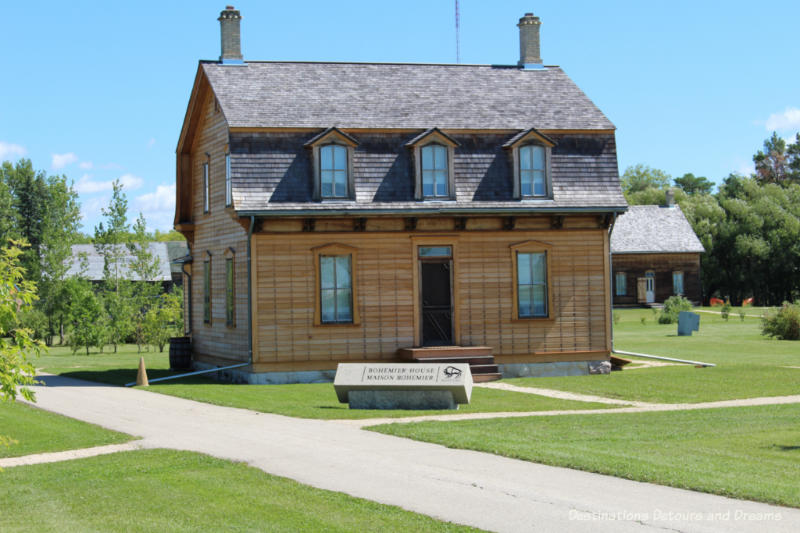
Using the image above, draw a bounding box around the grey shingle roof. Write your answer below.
[230,132,627,214]
[66,242,185,282]
[611,205,705,254]
[203,61,615,131]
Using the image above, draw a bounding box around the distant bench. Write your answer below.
[333,363,473,410]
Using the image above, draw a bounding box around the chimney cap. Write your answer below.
[518,12,541,26]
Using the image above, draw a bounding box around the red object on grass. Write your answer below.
[710,298,724,307]
[742,297,754,306]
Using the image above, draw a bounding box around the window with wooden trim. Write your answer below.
[510,240,553,320]
[673,271,684,295]
[421,144,449,198]
[225,153,232,207]
[615,271,627,296]
[225,253,235,327]
[202,162,209,213]
[304,128,358,201]
[519,145,547,197]
[406,128,459,201]
[320,144,348,198]
[203,256,211,324]
[312,243,360,326]
[503,128,555,200]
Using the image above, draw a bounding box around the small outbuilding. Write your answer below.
[610,201,704,305]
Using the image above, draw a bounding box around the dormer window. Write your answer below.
[503,128,556,200]
[304,127,359,201]
[406,128,459,201]
[519,145,546,197]
[421,144,449,198]
[320,144,348,198]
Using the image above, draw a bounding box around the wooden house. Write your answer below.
[174,7,627,383]
[610,201,704,306]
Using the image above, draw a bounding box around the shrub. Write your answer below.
[761,302,800,340]
[721,302,732,321]
[739,309,746,322]
[613,311,621,325]
[658,295,693,324]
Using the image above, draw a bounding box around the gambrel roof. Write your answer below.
[611,205,705,254]
[202,61,615,131]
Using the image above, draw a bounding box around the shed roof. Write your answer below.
[202,61,615,131]
[611,205,705,254]
[66,242,186,282]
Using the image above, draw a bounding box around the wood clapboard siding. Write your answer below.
[252,229,609,370]
[188,90,250,365]
[613,252,702,305]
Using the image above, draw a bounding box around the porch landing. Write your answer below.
[397,346,501,383]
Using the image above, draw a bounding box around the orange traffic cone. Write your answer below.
[136,356,149,387]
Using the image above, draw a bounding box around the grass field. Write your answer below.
[371,404,800,508]
[506,308,800,403]
[0,402,132,458]
[0,449,479,532]
[35,345,616,419]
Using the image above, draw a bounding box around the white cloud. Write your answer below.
[765,107,800,131]
[0,141,27,160]
[74,173,144,194]
[79,161,94,170]
[52,152,79,170]
[134,184,176,231]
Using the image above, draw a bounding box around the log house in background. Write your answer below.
[174,7,628,383]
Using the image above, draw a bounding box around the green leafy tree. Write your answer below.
[128,213,162,352]
[673,173,714,195]
[753,132,799,185]
[2,159,48,284]
[144,288,183,352]
[65,278,108,355]
[0,241,44,403]
[94,180,132,352]
[620,164,671,198]
[39,174,82,345]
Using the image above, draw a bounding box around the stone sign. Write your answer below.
[334,363,473,410]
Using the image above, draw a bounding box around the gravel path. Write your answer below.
[15,374,800,533]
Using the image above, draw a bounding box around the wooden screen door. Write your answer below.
[419,246,453,346]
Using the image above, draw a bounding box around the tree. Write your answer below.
[753,132,800,185]
[39,174,82,345]
[94,180,132,352]
[128,213,162,353]
[2,159,48,284]
[65,278,108,355]
[673,173,714,196]
[144,288,183,352]
[0,241,44,403]
[620,164,671,197]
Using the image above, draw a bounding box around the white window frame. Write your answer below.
[319,144,350,199]
[420,143,450,199]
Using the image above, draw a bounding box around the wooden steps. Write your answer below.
[398,346,502,382]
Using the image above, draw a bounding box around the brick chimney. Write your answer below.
[517,12,543,68]
[219,6,243,64]
[665,188,676,207]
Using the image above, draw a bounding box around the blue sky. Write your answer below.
[1,1,798,232]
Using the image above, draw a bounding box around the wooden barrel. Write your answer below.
[169,336,192,371]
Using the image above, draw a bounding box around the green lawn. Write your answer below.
[35,344,616,419]
[145,380,614,419]
[0,449,479,532]
[371,404,800,508]
[506,308,800,403]
[0,402,133,458]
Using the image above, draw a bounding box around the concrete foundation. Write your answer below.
[499,360,610,378]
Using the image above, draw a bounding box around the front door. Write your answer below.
[645,271,656,303]
[419,247,453,346]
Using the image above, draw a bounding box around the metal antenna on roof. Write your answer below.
[455,0,461,64]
